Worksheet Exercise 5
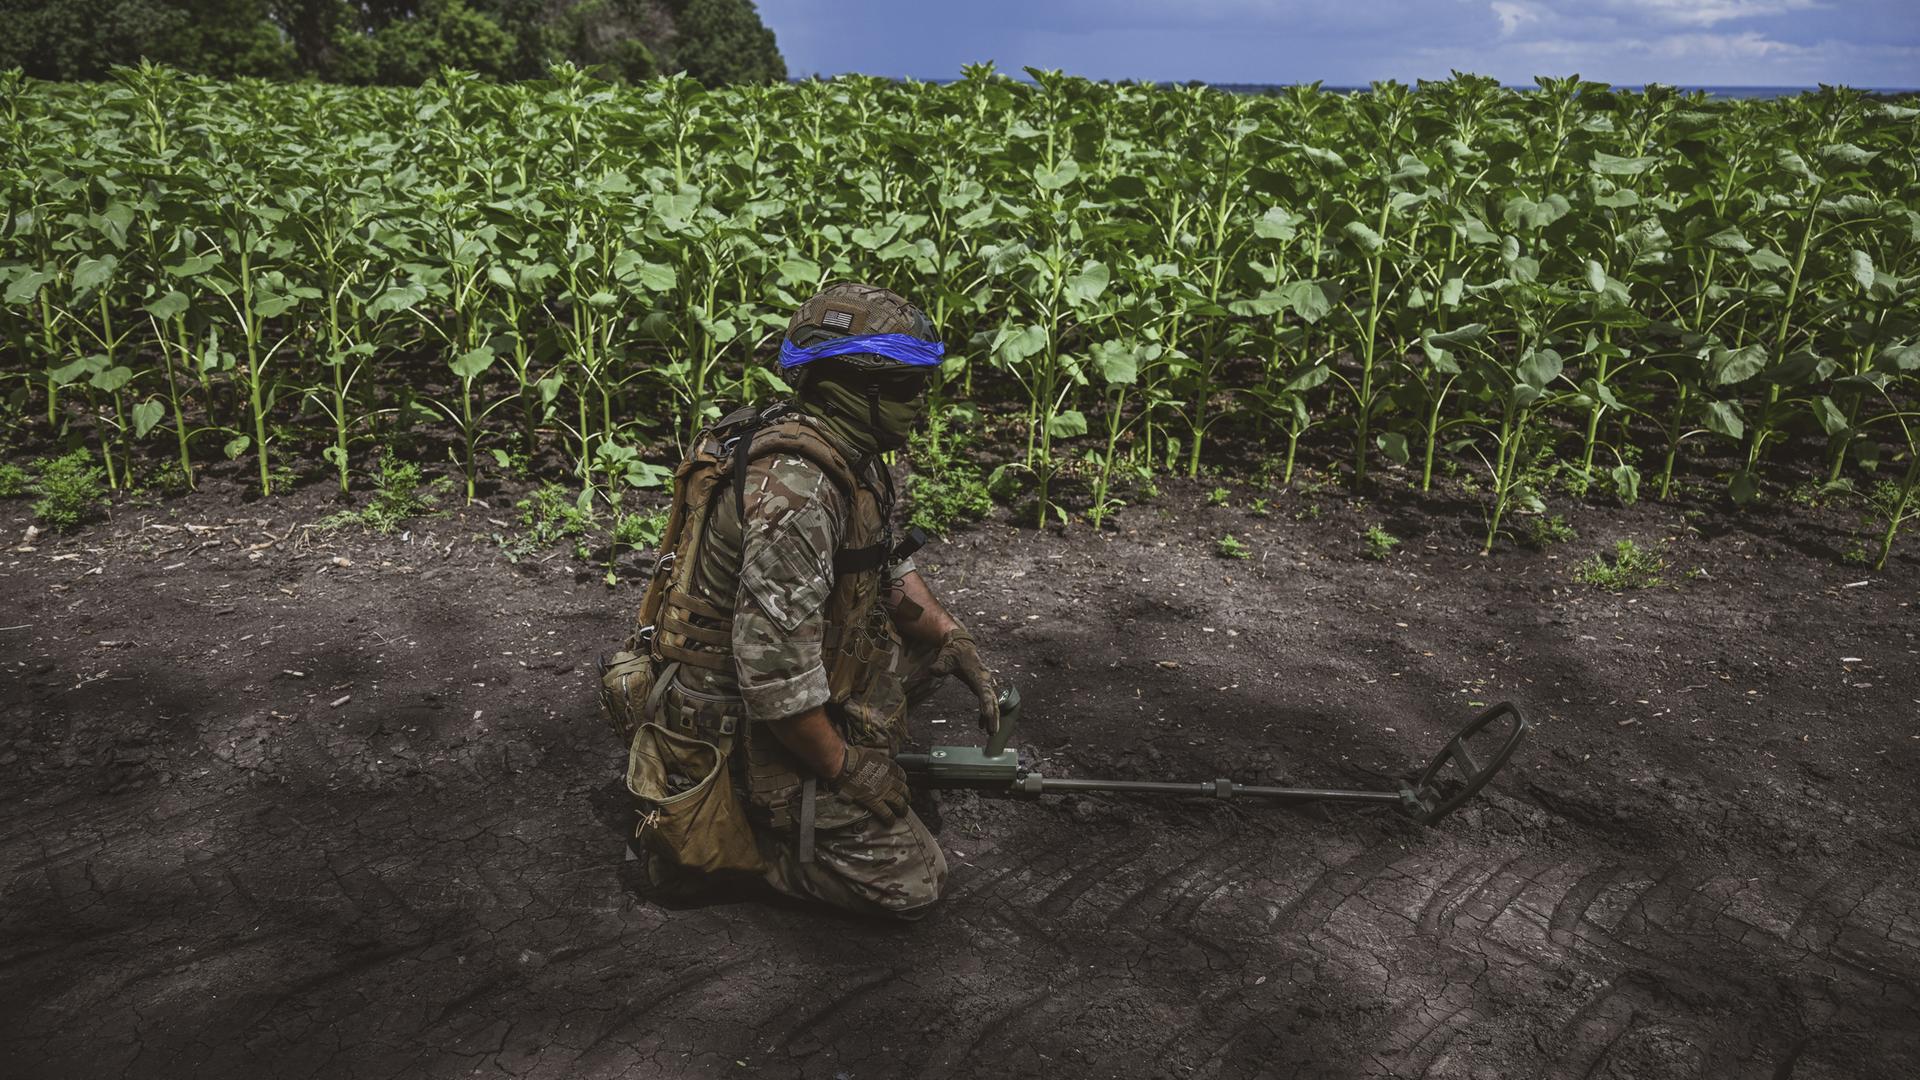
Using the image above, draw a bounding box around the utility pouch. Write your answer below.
[597,649,658,744]
[626,722,763,875]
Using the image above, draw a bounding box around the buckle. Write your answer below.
[636,624,656,651]
[651,551,676,576]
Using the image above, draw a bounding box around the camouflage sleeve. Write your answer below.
[732,454,848,722]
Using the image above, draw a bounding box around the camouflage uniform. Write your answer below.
[655,414,948,919]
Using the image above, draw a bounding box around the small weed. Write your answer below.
[0,461,30,498]
[1294,503,1322,522]
[323,453,445,533]
[1520,514,1577,548]
[1207,486,1231,507]
[1249,497,1271,518]
[1216,533,1251,559]
[906,411,993,536]
[490,448,533,481]
[502,482,596,560]
[1842,538,1871,565]
[31,450,108,532]
[1362,524,1400,561]
[1574,539,1667,591]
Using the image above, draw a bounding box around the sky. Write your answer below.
[756,0,1920,88]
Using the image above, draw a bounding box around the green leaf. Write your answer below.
[1046,409,1088,439]
[623,460,673,488]
[1254,207,1302,241]
[1377,431,1409,464]
[224,435,252,460]
[131,399,164,438]
[1585,259,1607,293]
[1746,248,1791,274]
[1703,227,1752,253]
[1728,469,1758,504]
[1814,396,1848,436]
[71,255,117,294]
[1343,221,1384,254]
[323,446,347,468]
[90,365,133,393]
[1875,344,1920,373]
[450,345,497,380]
[1065,260,1110,307]
[1590,152,1660,176]
[1702,401,1744,440]
[1088,340,1142,385]
[777,256,821,286]
[1033,159,1081,191]
[635,261,677,293]
[1847,249,1874,291]
[5,269,51,305]
[1610,465,1641,505]
[369,282,428,317]
[144,290,189,321]
[1709,344,1767,385]
[1517,348,1563,389]
[995,323,1047,365]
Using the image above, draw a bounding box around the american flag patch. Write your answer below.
[822,308,854,330]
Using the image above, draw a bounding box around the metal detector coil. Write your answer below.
[899,689,1531,827]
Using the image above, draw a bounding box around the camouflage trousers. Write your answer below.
[754,632,950,920]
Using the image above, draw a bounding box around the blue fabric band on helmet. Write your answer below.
[778,333,946,371]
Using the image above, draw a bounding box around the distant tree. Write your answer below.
[664,0,784,85]
[0,0,294,80]
[326,0,516,84]
[0,0,784,84]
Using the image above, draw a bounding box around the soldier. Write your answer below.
[605,282,998,920]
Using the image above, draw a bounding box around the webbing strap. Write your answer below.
[832,544,890,575]
[656,639,731,671]
[660,611,730,647]
[667,591,731,622]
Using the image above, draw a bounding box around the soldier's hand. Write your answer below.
[931,626,1000,736]
[832,744,910,825]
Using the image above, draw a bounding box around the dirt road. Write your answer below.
[3,477,1915,1079]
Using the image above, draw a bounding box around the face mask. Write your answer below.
[805,374,924,454]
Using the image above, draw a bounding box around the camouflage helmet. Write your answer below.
[781,281,939,394]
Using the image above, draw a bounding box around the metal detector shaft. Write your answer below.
[901,687,1529,826]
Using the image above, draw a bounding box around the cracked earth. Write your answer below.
[3,475,1916,1079]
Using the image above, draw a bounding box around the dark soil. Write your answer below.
[3,468,1916,1080]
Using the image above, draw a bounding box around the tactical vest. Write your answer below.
[615,403,912,829]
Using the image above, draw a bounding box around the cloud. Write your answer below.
[1604,1,1823,27]
[1492,2,1543,36]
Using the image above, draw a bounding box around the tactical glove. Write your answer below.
[832,744,910,825]
[931,626,1000,736]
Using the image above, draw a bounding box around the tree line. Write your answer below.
[0,0,785,85]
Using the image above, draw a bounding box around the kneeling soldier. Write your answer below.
[603,282,998,919]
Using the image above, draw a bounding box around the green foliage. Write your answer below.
[330,0,516,84]
[906,410,994,537]
[1206,486,1231,506]
[1216,533,1251,560]
[1520,514,1577,548]
[1362,524,1400,561]
[0,0,783,84]
[0,73,1915,565]
[30,450,108,531]
[667,0,785,85]
[1249,497,1271,518]
[323,453,445,533]
[1574,539,1667,591]
[0,462,30,498]
[514,482,595,548]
